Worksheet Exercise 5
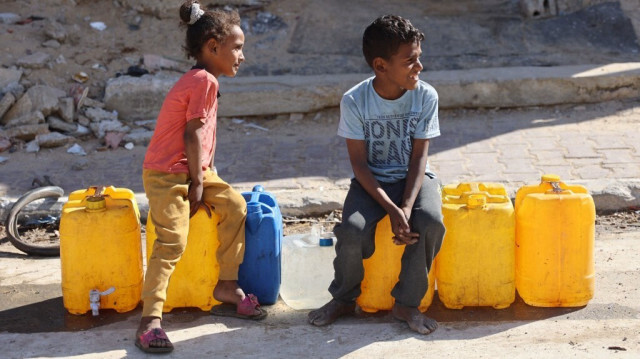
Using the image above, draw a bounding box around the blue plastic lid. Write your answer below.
[319,237,334,246]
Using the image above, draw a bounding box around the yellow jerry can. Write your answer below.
[357,216,435,313]
[437,182,515,309]
[146,208,222,312]
[515,174,595,307]
[60,187,142,315]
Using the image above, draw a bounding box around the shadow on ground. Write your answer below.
[0,290,586,334]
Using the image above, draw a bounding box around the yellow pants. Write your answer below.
[141,169,247,318]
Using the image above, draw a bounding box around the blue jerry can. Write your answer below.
[238,185,283,305]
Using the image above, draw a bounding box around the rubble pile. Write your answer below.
[0,65,156,155]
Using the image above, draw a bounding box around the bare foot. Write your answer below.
[308,299,355,326]
[135,316,173,351]
[392,303,438,335]
[213,279,260,316]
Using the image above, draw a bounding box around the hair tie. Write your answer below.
[189,3,205,25]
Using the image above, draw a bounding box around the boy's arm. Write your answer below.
[346,138,419,245]
[184,118,211,218]
[400,138,430,219]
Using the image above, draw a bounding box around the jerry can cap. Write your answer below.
[86,196,106,211]
[541,174,561,182]
[319,237,334,246]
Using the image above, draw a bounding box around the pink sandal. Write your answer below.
[210,293,268,320]
[135,327,174,353]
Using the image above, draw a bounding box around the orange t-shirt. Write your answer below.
[143,69,218,174]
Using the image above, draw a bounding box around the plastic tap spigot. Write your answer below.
[89,287,115,316]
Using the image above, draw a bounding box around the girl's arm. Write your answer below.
[184,118,211,218]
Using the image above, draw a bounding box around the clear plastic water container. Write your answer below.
[280,225,335,310]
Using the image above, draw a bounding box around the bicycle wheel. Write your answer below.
[5,186,64,256]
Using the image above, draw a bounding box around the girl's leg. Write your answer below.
[137,169,190,350]
[201,170,253,309]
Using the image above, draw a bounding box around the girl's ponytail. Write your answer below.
[179,1,241,59]
[179,1,202,25]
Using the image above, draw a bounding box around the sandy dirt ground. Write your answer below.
[0,214,638,358]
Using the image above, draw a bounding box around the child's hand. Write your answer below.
[389,207,419,245]
[188,181,212,218]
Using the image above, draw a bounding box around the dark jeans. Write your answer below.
[329,175,445,307]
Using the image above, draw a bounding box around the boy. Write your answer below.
[308,15,445,335]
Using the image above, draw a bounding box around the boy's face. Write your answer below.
[382,41,423,91]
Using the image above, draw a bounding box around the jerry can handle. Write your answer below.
[248,185,264,203]
[550,181,563,193]
[92,186,106,197]
[467,194,486,209]
[544,181,573,195]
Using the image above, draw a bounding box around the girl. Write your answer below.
[135,1,265,353]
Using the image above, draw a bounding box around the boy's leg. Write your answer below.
[391,175,445,334]
[309,179,387,326]
[137,169,190,351]
[391,175,444,306]
[329,178,388,301]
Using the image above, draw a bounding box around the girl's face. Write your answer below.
[209,25,245,77]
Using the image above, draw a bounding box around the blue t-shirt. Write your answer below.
[337,77,440,183]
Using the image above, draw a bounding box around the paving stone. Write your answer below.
[439,173,476,184]
[602,163,640,178]
[621,135,640,155]
[497,144,531,159]
[502,160,537,174]
[564,143,602,158]
[568,158,605,167]
[598,149,637,164]
[467,160,505,174]
[461,141,496,154]
[534,165,576,180]
[433,160,468,175]
[523,127,559,138]
[472,173,509,182]
[527,137,560,150]
[533,149,569,165]
[431,148,465,161]
[557,131,592,143]
[589,135,632,150]
[502,172,544,183]
[574,164,612,179]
